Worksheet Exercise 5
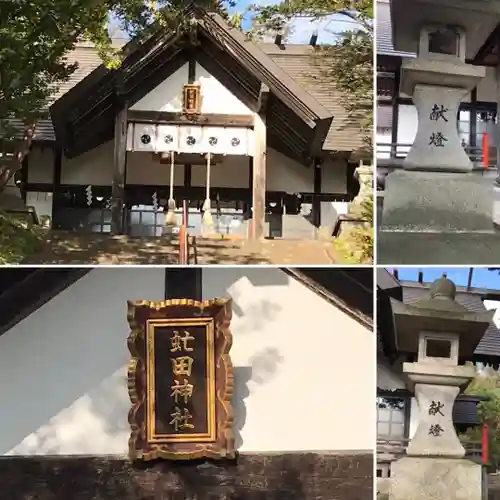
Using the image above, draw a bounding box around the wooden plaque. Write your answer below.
[182,84,201,116]
[127,298,235,461]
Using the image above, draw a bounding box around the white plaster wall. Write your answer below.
[196,63,253,115]
[322,160,347,194]
[267,148,345,193]
[409,398,419,438]
[397,104,418,157]
[191,155,249,188]
[128,62,252,116]
[27,146,54,184]
[126,152,185,186]
[58,142,346,194]
[62,141,114,185]
[476,67,497,103]
[377,363,405,391]
[130,63,189,112]
[26,192,53,221]
[0,268,374,455]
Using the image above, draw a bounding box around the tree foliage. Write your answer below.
[0,0,234,194]
[333,190,373,264]
[462,368,500,471]
[251,0,373,146]
[0,211,43,264]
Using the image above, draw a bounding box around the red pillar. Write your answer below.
[482,423,489,465]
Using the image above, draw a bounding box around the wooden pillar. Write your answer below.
[252,111,266,240]
[312,159,322,228]
[470,88,477,150]
[111,106,127,234]
[390,68,400,158]
[51,146,62,228]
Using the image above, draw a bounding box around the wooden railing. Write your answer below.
[376,141,494,168]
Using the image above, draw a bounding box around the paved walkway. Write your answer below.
[24,232,337,265]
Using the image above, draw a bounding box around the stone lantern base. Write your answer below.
[390,456,482,500]
[381,170,494,234]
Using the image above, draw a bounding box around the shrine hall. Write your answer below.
[13,4,368,240]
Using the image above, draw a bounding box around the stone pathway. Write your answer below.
[24,231,337,265]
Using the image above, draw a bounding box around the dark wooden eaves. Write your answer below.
[49,4,332,162]
[282,268,373,330]
[0,269,90,338]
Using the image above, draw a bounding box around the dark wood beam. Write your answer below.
[127,110,254,128]
[0,269,90,338]
[257,83,270,114]
[111,104,128,234]
[164,268,202,300]
[473,23,500,65]
[312,159,322,228]
[309,117,332,157]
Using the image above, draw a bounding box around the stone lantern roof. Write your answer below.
[389,275,494,357]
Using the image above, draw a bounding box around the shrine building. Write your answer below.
[13,4,368,240]
[0,266,374,499]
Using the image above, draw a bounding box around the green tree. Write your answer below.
[0,0,234,195]
[462,368,500,471]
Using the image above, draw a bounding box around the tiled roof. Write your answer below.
[19,40,126,143]
[376,0,415,58]
[402,285,500,358]
[260,44,368,153]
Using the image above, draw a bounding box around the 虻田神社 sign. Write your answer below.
[127,298,234,461]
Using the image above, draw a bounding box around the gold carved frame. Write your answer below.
[127,298,235,461]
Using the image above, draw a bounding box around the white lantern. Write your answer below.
[133,124,157,152]
[202,126,226,155]
[224,127,249,155]
[156,125,179,152]
[178,125,204,154]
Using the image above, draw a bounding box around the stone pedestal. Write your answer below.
[381,170,494,233]
[405,85,471,172]
[390,457,482,500]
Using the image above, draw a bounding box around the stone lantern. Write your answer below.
[381,0,500,242]
[388,275,494,500]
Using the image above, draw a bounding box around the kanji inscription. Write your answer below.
[127,298,234,461]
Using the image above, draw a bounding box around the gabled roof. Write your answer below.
[284,267,373,329]
[49,5,335,162]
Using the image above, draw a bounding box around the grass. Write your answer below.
[0,211,44,264]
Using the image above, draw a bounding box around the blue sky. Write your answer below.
[109,0,359,44]
[389,268,500,290]
[232,0,359,43]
